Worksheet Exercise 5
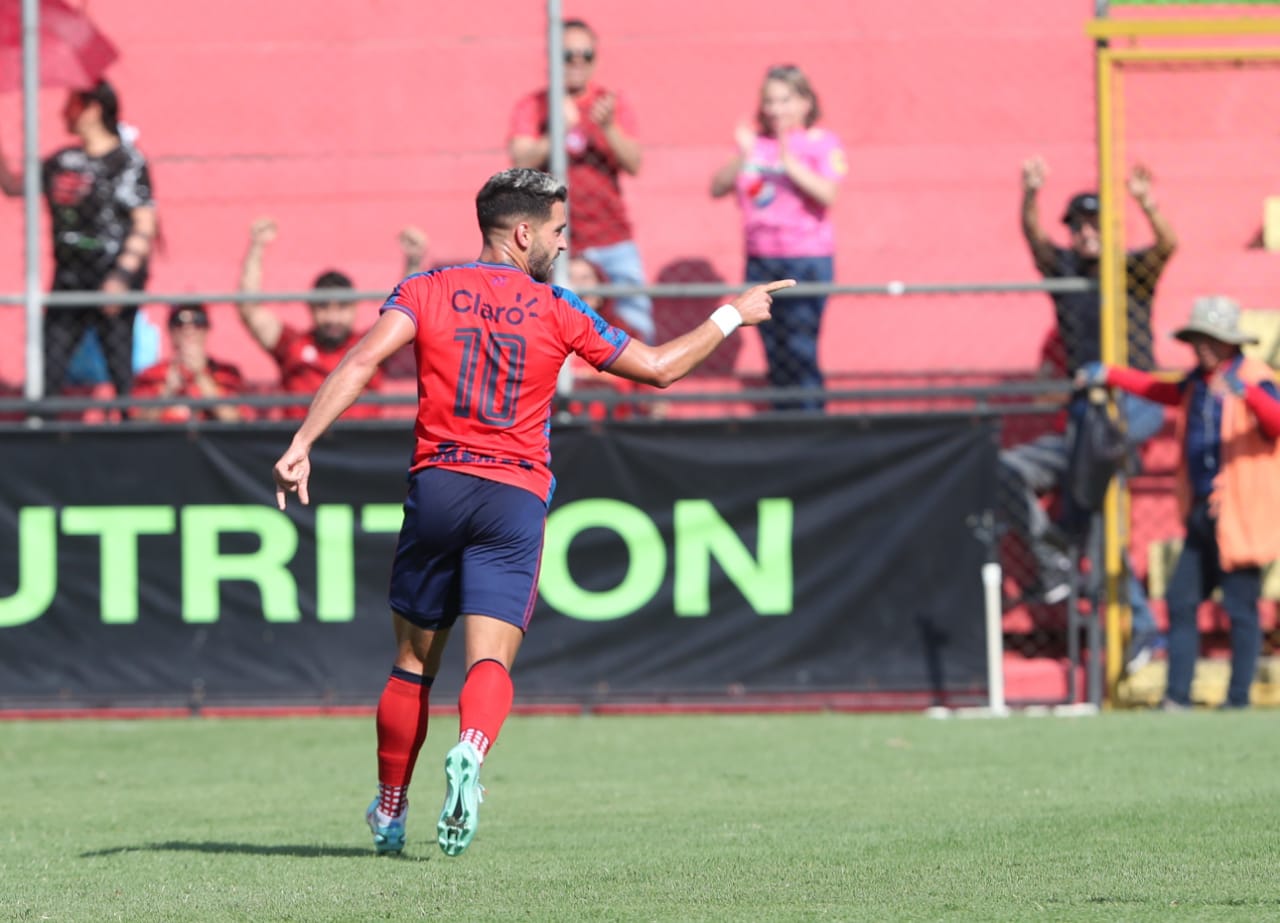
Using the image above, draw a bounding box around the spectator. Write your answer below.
[710,64,846,412]
[130,304,244,423]
[508,18,654,343]
[237,219,426,419]
[1078,296,1280,709]
[0,80,157,399]
[1000,159,1175,669]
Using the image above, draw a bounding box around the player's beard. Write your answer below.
[527,241,558,283]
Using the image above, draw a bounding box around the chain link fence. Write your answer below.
[7,3,1280,706]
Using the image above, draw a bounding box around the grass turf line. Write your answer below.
[2,712,1279,921]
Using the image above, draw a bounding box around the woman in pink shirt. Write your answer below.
[711,64,846,410]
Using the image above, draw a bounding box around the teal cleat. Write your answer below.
[366,797,407,855]
[437,741,484,857]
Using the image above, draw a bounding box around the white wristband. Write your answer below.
[710,304,742,338]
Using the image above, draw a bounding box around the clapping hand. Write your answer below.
[588,91,615,128]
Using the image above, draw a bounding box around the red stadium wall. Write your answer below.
[3,1,1280,387]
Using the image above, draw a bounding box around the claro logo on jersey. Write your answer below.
[451,289,541,325]
[0,499,793,627]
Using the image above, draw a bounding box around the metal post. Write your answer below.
[21,0,43,402]
[546,0,574,396]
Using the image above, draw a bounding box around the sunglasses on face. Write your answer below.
[170,313,209,330]
[564,49,595,63]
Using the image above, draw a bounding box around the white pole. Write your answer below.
[981,561,1008,714]
[21,0,43,403]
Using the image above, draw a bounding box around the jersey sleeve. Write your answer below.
[508,92,546,141]
[129,362,167,398]
[556,287,630,370]
[808,129,847,181]
[381,272,432,330]
[271,323,303,363]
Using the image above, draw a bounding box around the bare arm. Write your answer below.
[607,281,796,388]
[1020,156,1056,273]
[509,135,551,169]
[0,139,21,197]
[711,123,754,198]
[591,93,641,175]
[111,205,157,277]
[1129,165,1177,259]
[237,218,284,352]
[602,120,642,175]
[710,155,743,198]
[192,370,242,423]
[272,310,416,507]
[399,227,428,276]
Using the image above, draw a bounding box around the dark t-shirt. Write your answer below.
[42,143,154,291]
[1039,246,1167,372]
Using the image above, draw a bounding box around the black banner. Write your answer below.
[0,418,996,706]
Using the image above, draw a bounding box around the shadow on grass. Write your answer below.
[81,841,429,861]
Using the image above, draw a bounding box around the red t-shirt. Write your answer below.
[130,358,245,422]
[381,262,631,502]
[508,84,636,250]
[271,325,384,419]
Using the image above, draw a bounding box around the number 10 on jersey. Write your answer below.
[452,328,526,427]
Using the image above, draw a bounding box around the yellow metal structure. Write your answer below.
[1090,15,1280,704]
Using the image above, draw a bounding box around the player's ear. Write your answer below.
[514,221,532,249]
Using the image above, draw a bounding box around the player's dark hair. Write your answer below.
[79,79,120,136]
[563,18,595,38]
[312,270,354,290]
[476,169,567,235]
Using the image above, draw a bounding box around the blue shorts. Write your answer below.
[388,468,547,632]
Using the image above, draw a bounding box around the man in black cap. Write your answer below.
[999,157,1178,668]
[130,304,245,423]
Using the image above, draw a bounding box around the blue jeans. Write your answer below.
[998,414,1158,636]
[580,239,654,344]
[746,255,831,411]
[1164,498,1262,707]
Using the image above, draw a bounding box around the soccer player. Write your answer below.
[271,168,792,857]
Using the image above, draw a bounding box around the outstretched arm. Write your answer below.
[607,280,795,388]
[1020,156,1056,274]
[1129,164,1177,260]
[237,218,284,352]
[272,310,416,508]
[0,137,21,197]
[399,226,429,276]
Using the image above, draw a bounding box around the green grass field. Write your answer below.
[3,711,1280,922]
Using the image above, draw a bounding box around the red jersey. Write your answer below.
[272,325,384,419]
[508,84,637,250]
[130,358,245,422]
[382,261,631,502]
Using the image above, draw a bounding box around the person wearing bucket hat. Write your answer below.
[1077,296,1280,709]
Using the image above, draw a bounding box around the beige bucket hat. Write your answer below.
[1172,295,1259,346]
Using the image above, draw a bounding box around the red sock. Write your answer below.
[457,659,513,761]
[375,667,433,814]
